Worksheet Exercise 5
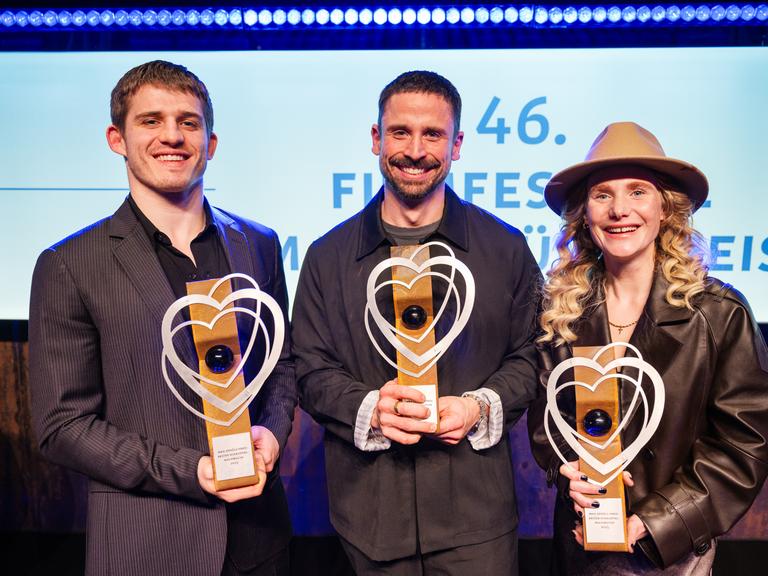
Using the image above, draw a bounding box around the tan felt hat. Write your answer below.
[544,121,709,215]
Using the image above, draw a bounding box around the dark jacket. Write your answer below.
[29,199,296,576]
[293,187,541,561]
[529,274,768,571]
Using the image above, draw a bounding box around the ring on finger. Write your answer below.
[393,400,401,416]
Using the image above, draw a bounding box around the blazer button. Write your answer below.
[695,542,710,555]
[643,447,655,460]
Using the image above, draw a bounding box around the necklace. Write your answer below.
[608,319,639,334]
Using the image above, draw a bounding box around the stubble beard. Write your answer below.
[380,156,445,206]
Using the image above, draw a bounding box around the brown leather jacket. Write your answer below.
[529,275,768,569]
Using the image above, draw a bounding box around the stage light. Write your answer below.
[155,9,170,26]
[86,10,100,27]
[158,10,172,26]
[173,9,187,26]
[58,10,73,26]
[128,10,142,26]
[726,4,741,21]
[243,9,257,26]
[344,9,358,26]
[101,10,116,26]
[261,9,275,26]
[666,5,681,22]
[622,6,637,22]
[651,5,666,22]
[14,10,28,27]
[694,5,710,21]
[316,9,329,25]
[229,9,242,26]
[373,8,387,25]
[432,8,446,24]
[330,9,344,26]
[286,9,300,25]
[489,7,504,24]
[359,9,373,25]
[592,7,608,23]
[215,9,229,26]
[710,4,726,20]
[2,3,767,30]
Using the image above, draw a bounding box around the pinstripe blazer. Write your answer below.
[29,199,296,576]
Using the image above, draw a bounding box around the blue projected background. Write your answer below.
[0,48,766,320]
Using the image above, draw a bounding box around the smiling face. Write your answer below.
[107,84,217,201]
[371,92,463,204]
[585,168,665,268]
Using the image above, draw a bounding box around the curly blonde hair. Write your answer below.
[538,175,709,345]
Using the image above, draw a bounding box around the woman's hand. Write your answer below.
[559,461,644,548]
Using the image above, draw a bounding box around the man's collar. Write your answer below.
[126,195,217,244]
[356,186,469,260]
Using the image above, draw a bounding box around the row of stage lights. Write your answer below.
[1,5,767,30]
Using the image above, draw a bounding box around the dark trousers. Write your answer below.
[220,546,290,576]
[340,530,518,576]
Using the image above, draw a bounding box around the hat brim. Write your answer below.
[544,155,709,216]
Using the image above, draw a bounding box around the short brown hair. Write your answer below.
[110,60,214,136]
[378,70,461,137]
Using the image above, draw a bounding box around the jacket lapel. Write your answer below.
[212,206,256,280]
[622,275,691,442]
[108,199,202,420]
[109,200,177,326]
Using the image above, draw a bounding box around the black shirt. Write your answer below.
[127,196,230,299]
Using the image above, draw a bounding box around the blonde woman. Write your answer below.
[528,122,768,575]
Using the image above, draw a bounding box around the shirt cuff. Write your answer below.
[463,387,503,450]
[354,390,392,452]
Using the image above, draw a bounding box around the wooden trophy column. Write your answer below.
[390,245,439,430]
[187,278,260,491]
[572,345,629,552]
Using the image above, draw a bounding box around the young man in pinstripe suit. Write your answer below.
[29,61,295,576]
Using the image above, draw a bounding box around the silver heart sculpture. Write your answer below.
[160,273,285,427]
[364,241,475,378]
[544,342,665,487]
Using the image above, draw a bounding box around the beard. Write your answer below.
[380,154,445,204]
